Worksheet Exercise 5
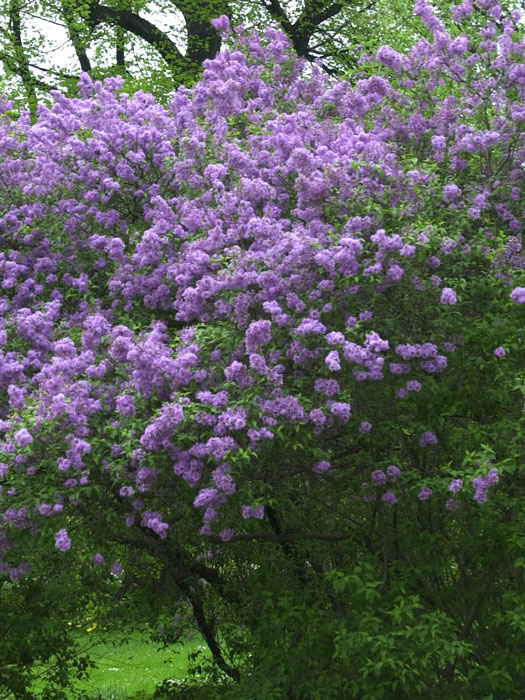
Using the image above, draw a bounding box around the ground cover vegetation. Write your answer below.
[0,0,525,697]
[31,629,211,699]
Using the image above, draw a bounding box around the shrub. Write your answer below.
[0,1,525,697]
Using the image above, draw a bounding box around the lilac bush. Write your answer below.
[0,2,525,696]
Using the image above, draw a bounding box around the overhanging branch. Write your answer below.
[88,4,185,69]
[208,529,354,544]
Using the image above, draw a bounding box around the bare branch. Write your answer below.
[261,0,294,33]
[295,0,344,29]
[21,11,66,27]
[88,4,184,69]
[208,529,354,544]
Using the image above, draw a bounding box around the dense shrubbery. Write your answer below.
[1,1,525,697]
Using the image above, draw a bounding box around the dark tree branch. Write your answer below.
[183,586,241,682]
[172,0,227,65]
[86,1,227,81]
[21,12,66,27]
[60,0,92,72]
[26,61,70,86]
[88,4,185,69]
[262,0,351,63]
[116,25,125,67]
[72,44,92,73]
[208,529,354,544]
[113,525,241,682]
[262,0,294,34]
[295,0,344,31]
[8,0,38,118]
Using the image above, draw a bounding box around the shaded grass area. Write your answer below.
[33,629,214,700]
[78,632,207,699]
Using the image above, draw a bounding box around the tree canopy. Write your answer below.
[0,0,493,109]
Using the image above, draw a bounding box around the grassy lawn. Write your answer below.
[32,629,213,700]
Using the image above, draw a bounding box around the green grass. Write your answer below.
[33,629,213,700]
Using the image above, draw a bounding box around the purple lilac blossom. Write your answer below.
[245,320,272,353]
[325,331,345,345]
[419,431,438,446]
[116,395,136,416]
[325,350,341,371]
[418,486,433,501]
[510,287,525,303]
[386,465,401,482]
[54,528,71,552]
[440,287,457,305]
[390,363,411,374]
[314,379,340,397]
[210,14,230,32]
[14,429,33,447]
[312,460,331,474]
[445,498,461,511]
[377,45,404,71]
[371,470,387,485]
[382,490,397,505]
[472,468,499,503]
[220,529,234,542]
[448,478,463,494]
[406,380,421,392]
[443,184,461,202]
[141,511,169,538]
[486,468,499,485]
[204,508,217,522]
[330,402,351,422]
[242,505,265,519]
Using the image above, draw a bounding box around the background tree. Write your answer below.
[0,0,510,110]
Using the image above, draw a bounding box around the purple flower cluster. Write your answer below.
[473,468,499,503]
[312,460,331,474]
[371,470,387,485]
[510,287,525,303]
[382,490,397,505]
[418,486,433,501]
[54,528,71,552]
[440,287,458,305]
[241,505,265,519]
[419,431,438,446]
[448,479,463,494]
[141,511,169,539]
